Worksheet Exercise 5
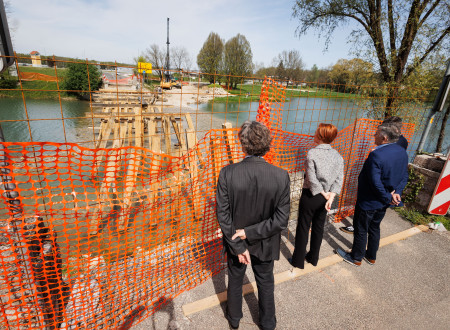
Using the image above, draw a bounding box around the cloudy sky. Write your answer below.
[8,0,356,69]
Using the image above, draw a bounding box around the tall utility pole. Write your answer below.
[165,17,170,82]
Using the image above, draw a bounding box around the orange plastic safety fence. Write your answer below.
[0,77,417,329]
[18,72,61,82]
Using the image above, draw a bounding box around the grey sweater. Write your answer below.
[303,144,344,196]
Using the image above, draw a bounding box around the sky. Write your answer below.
[8,0,357,70]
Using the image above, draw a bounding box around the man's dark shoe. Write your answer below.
[228,321,239,329]
[226,314,239,329]
[363,257,376,265]
[336,247,361,266]
[305,254,316,266]
[340,225,354,234]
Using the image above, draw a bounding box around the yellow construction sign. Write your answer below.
[138,62,152,74]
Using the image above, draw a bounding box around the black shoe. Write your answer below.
[228,320,239,329]
[287,257,293,265]
[340,226,354,234]
[305,254,316,266]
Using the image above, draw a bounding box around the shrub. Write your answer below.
[62,62,102,99]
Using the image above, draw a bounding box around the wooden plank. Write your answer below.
[222,122,238,164]
[134,107,143,148]
[111,116,121,148]
[163,117,172,155]
[147,118,159,152]
[185,113,195,130]
[170,117,183,150]
[177,121,188,156]
[127,118,134,146]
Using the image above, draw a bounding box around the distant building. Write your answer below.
[30,51,42,67]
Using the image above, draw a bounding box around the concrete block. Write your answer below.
[409,164,441,179]
[413,154,445,173]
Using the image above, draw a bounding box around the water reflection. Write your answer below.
[198,97,361,135]
[0,97,448,153]
[0,98,92,143]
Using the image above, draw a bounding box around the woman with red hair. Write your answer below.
[290,123,344,269]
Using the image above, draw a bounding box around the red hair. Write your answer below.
[315,123,338,144]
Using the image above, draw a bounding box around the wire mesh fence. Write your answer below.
[0,55,431,329]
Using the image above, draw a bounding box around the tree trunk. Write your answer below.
[384,85,400,118]
[436,105,450,153]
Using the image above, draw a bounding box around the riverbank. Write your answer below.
[210,83,361,103]
[0,80,75,100]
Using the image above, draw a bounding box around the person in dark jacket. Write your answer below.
[336,124,409,266]
[340,116,408,234]
[216,121,290,330]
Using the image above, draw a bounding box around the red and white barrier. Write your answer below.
[428,150,450,215]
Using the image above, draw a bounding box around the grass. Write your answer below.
[209,83,361,103]
[18,66,67,77]
[395,207,450,230]
[0,66,72,99]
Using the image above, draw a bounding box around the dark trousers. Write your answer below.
[291,189,327,269]
[351,205,387,261]
[226,253,276,330]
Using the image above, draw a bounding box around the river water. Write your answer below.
[0,98,92,143]
[0,97,448,154]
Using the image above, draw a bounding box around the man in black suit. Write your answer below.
[216,121,290,330]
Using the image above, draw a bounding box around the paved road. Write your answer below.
[130,209,449,330]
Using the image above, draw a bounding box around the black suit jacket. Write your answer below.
[216,156,290,261]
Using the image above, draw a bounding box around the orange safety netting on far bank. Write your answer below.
[0,78,415,329]
[18,72,61,82]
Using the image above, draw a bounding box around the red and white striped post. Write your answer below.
[428,149,450,215]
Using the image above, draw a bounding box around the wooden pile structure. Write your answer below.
[88,90,212,234]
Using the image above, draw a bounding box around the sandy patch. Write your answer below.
[155,83,231,109]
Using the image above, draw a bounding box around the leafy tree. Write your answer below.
[197,32,224,83]
[223,34,253,89]
[307,64,320,83]
[62,62,102,99]
[144,44,166,79]
[0,68,17,89]
[328,58,375,92]
[275,60,285,80]
[276,50,305,86]
[255,66,276,80]
[292,0,450,116]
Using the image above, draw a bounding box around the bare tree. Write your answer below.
[144,44,166,79]
[277,50,305,86]
[172,46,190,70]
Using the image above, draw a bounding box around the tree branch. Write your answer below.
[388,0,396,54]
[403,25,450,81]
[419,0,441,27]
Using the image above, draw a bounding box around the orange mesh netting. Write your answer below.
[0,77,415,329]
[18,72,61,82]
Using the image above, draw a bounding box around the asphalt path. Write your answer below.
[130,209,449,330]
